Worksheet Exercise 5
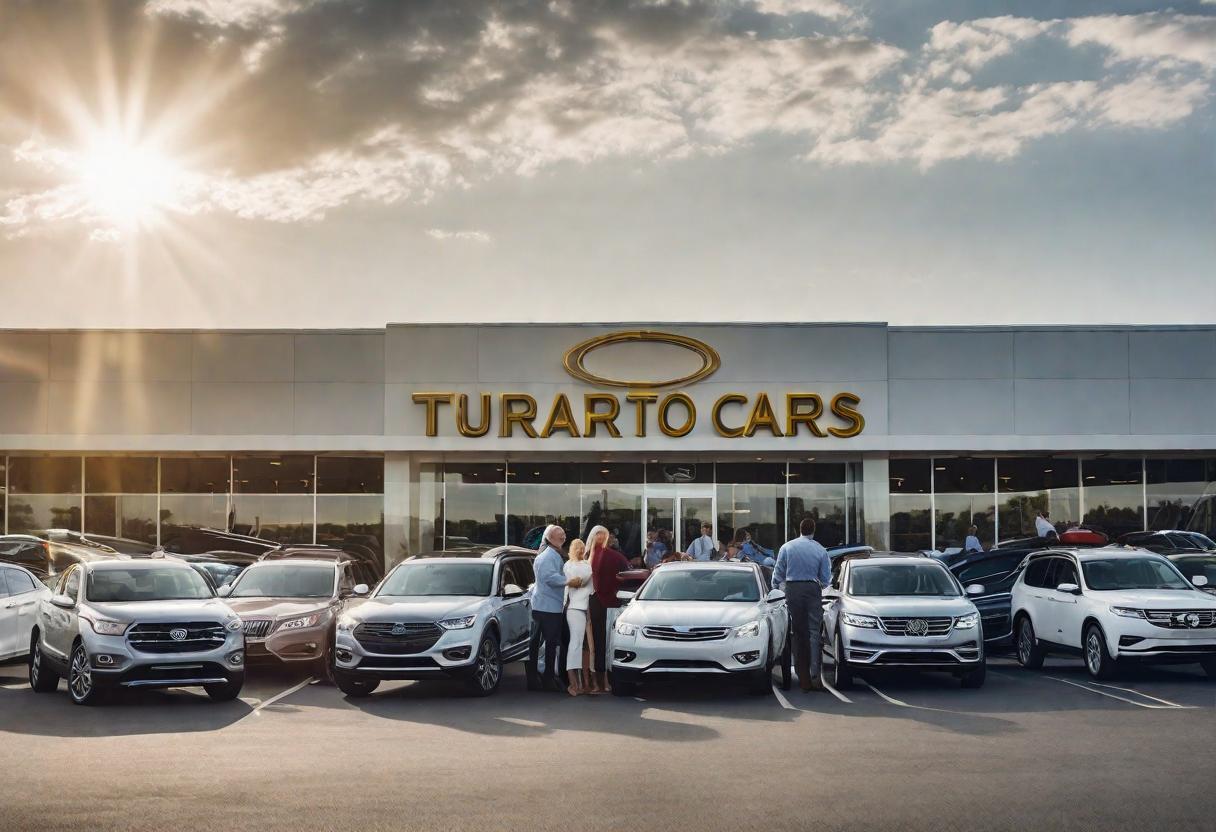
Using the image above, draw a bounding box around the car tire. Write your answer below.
[748,645,773,696]
[610,670,638,697]
[832,629,853,689]
[466,632,503,697]
[314,644,335,685]
[1015,615,1046,670]
[961,660,987,689]
[204,678,244,702]
[778,623,792,692]
[67,643,102,706]
[28,635,60,693]
[335,674,380,698]
[1084,624,1118,680]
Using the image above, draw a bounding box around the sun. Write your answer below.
[76,131,186,229]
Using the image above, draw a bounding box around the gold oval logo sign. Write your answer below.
[563,330,721,389]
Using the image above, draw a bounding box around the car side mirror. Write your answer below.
[502,583,524,599]
[616,589,635,604]
[1192,575,1209,587]
[766,589,786,603]
[50,593,75,609]
[352,583,370,597]
[217,584,233,597]
[965,584,985,596]
[1056,582,1081,595]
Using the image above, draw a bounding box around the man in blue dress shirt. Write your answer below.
[528,525,580,692]
[685,522,716,561]
[772,517,832,692]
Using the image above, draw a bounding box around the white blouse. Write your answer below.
[563,560,594,611]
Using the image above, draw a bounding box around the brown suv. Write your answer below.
[219,557,363,677]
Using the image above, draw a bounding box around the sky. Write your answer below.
[0,0,1213,329]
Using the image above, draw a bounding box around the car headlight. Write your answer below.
[277,613,321,631]
[225,617,244,632]
[734,620,762,638]
[1110,606,1145,619]
[337,613,358,632]
[841,613,879,629]
[954,613,979,630]
[615,621,637,637]
[437,615,476,630]
[83,617,128,636]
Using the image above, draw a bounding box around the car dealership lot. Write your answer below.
[1,657,1213,832]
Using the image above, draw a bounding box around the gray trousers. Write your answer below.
[786,581,824,682]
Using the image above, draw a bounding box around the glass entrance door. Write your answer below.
[645,485,716,554]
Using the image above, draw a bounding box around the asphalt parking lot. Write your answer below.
[1,655,1213,832]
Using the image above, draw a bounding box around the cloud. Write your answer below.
[1,2,1214,235]
[426,228,492,243]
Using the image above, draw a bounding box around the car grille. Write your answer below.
[354,622,442,655]
[128,622,227,654]
[873,651,960,665]
[879,617,953,636]
[642,626,730,642]
[1142,609,1216,629]
[242,619,273,640]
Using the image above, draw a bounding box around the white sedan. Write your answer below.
[611,561,788,696]
[0,564,52,661]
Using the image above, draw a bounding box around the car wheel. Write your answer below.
[832,629,853,689]
[778,623,792,692]
[335,674,380,698]
[314,644,335,685]
[1015,615,1046,669]
[68,643,102,706]
[28,635,60,693]
[748,643,773,695]
[1084,624,1118,680]
[204,678,244,702]
[466,633,502,697]
[610,670,638,697]
[961,660,987,689]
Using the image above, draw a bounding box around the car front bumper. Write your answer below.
[609,628,769,679]
[840,624,983,668]
[1107,620,1216,661]
[81,630,246,690]
[245,620,332,664]
[334,624,480,681]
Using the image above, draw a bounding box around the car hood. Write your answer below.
[224,597,334,620]
[1088,589,1216,608]
[843,596,977,618]
[619,600,763,628]
[346,595,486,623]
[85,598,236,622]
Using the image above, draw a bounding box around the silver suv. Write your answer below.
[823,553,987,689]
[29,558,246,705]
[333,548,535,697]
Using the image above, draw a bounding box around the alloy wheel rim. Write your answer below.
[1019,622,1032,663]
[70,649,92,700]
[1087,634,1101,673]
[476,641,500,690]
[31,643,41,685]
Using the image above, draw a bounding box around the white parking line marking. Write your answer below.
[247,677,315,717]
[1047,676,1178,709]
[1085,680,1196,709]
[820,677,852,704]
[772,685,797,710]
[862,681,910,708]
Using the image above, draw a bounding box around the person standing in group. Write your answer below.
[644,529,669,568]
[772,517,831,692]
[686,521,716,561]
[1035,510,1058,540]
[528,525,582,692]
[562,538,594,696]
[738,528,775,567]
[964,525,983,553]
[586,524,630,694]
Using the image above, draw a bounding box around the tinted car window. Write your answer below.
[1023,558,1051,588]
[513,558,535,588]
[849,562,959,597]
[1052,558,1079,587]
[1171,556,1216,586]
[0,569,11,598]
[230,564,335,599]
[3,568,37,595]
[638,569,759,602]
[87,567,213,602]
[63,568,81,599]
[378,562,494,597]
[1081,557,1191,591]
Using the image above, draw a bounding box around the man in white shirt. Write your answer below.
[686,522,716,561]
[1035,510,1058,539]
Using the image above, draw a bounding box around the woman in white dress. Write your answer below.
[563,538,594,696]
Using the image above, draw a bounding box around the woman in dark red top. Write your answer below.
[586,524,630,694]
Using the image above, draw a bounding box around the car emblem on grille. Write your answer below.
[674,626,691,633]
[391,623,407,636]
[169,628,188,641]
[1183,613,1201,629]
[906,619,929,636]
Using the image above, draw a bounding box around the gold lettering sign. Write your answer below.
[563,331,720,389]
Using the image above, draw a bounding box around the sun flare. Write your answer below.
[75,131,186,229]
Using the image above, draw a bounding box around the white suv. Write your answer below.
[1011,548,1216,680]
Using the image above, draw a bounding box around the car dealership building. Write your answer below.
[1,323,1214,568]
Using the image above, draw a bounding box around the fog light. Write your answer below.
[93,654,116,667]
[443,646,472,661]
[228,650,244,666]
[733,651,760,664]
[335,649,353,663]
[614,650,636,663]
[1119,635,1145,647]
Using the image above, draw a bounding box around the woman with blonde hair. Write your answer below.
[585,524,631,694]
[563,538,594,696]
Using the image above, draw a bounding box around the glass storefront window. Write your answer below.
[443,463,506,549]
[84,457,156,494]
[580,463,643,557]
[233,455,314,494]
[317,494,384,570]
[716,463,785,556]
[506,463,580,549]
[646,461,713,485]
[161,457,229,494]
[787,462,848,547]
[7,457,82,534]
[998,457,1079,541]
[1146,458,1216,536]
[159,457,230,546]
[84,457,157,543]
[317,456,384,494]
[1082,458,1144,538]
[890,459,931,552]
[0,457,6,534]
[934,458,995,552]
[230,495,313,543]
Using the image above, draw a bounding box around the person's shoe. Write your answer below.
[809,676,826,692]
[525,666,541,692]
[799,677,814,693]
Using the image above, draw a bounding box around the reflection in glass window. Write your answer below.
[1082,458,1144,538]
[159,494,228,538]
[934,458,995,552]
[317,456,383,494]
[84,495,158,543]
[8,456,81,494]
[317,494,384,567]
[84,457,156,493]
[506,463,579,549]
[1146,458,1216,536]
[580,463,643,558]
[890,459,931,552]
[7,495,82,534]
[160,457,229,494]
[229,495,313,543]
[232,455,314,494]
[716,463,784,556]
[443,463,505,549]
[998,457,1079,541]
[787,463,848,547]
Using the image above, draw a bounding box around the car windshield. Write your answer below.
[1081,557,1192,591]
[377,562,494,597]
[230,564,334,598]
[1169,556,1216,586]
[87,567,213,602]
[1181,532,1216,551]
[201,563,244,587]
[850,562,959,597]
[637,569,759,602]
